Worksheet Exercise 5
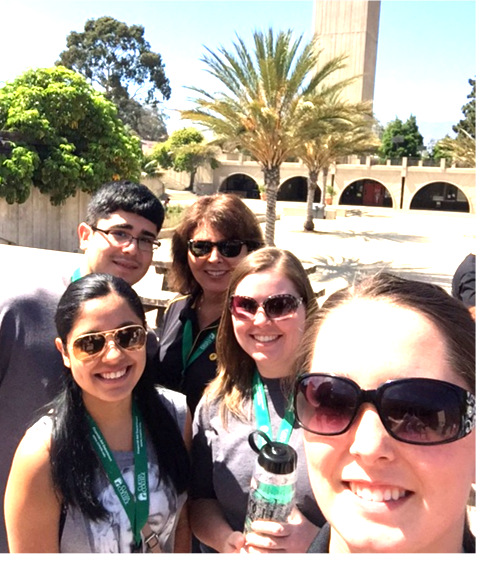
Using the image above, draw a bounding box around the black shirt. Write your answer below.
[156,293,219,414]
[452,253,476,307]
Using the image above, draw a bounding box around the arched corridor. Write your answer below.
[218,173,260,198]
[339,179,393,208]
[410,182,470,212]
[278,176,321,202]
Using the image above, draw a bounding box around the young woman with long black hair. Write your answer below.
[5,273,190,553]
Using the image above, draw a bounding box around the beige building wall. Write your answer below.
[313,0,381,102]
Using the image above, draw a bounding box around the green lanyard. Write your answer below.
[181,318,217,371]
[86,401,149,547]
[70,267,82,282]
[252,370,295,446]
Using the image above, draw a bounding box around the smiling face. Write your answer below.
[187,222,249,298]
[303,299,476,553]
[78,210,158,286]
[56,292,146,415]
[231,270,306,378]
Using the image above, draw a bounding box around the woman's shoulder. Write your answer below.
[164,294,192,317]
[24,415,53,445]
[154,386,188,431]
[11,415,53,472]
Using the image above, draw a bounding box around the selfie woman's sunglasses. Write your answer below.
[294,373,475,446]
[188,239,247,258]
[229,294,304,321]
[70,325,147,360]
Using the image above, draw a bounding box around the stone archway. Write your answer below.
[410,182,470,212]
[219,173,260,198]
[339,179,393,207]
[278,176,321,202]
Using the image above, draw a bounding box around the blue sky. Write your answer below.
[0,1,476,143]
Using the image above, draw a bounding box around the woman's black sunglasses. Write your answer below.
[188,239,247,258]
[294,373,475,446]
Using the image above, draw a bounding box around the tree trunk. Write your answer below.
[263,166,280,246]
[320,166,328,205]
[303,168,320,231]
[187,169,197,191]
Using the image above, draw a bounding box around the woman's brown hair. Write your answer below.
[168,194,265,294]
[295,272,476,393]
[206,247,320,424]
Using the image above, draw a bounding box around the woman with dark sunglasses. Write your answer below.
[4,274,190,553]
[156,194,264,413]
[190,248,326,553]
[294,273,476,553]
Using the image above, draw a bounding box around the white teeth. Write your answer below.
[253,335,278,343]
[100,368,127,380]
[350,482,406,502]
[206,271,226,277]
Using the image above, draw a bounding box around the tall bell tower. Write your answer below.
[313,1,381,103]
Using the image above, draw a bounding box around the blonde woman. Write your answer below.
[190,248,326,553]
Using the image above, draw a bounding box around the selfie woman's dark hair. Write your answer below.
[50,273,189,521]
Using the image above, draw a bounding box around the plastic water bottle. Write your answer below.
[244,430,297,534]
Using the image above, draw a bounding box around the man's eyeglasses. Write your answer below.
[294,373,475,446]
[92,227,160,252]
[70,325,147,360]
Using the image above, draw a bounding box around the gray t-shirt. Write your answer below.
[30,387,187,553]
[0,264,71,553]
[191,378,325,551]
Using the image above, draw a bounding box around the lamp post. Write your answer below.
[391,135,406,209]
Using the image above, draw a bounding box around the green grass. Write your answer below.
[163,204,188,229]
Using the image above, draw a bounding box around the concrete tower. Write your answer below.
[313,1,381,103]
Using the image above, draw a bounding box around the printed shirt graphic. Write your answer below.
[60,445,187,553]
[84,452,183,553]
[30,405,187,553]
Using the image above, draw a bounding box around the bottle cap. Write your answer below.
[248,430,297,475]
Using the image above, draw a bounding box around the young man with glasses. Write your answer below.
[0,180,164,553]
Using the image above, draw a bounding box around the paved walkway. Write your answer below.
[138,191,476,309]
[4,191,474,320]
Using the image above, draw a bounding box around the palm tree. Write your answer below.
[297,101,380,231]
[434,129,475,168]
[180,28,353,245]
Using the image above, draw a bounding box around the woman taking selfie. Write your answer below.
[5,274,190,553]
[190,248,326,553]
[294,273,476,553]
[157,193,264,413]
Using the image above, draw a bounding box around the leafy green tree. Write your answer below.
[453,78,475,139]
[378,115,424,159]
[180,28,354,245]
[57,16,170,140]
[0,66,142,205]
[152,128,220,191]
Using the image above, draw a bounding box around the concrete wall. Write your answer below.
[204,153,476,213]
[313,1,381,102]
[0,176,165,252]
[0,159,475,252]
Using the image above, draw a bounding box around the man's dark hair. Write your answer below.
[85,181,165,232]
